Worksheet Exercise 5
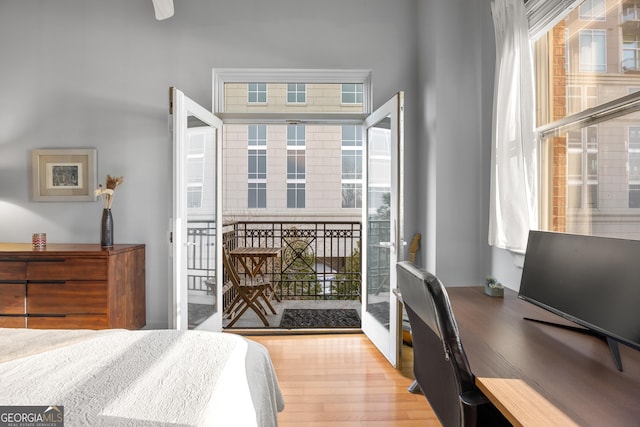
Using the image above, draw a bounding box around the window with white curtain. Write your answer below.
[533,0,640,240]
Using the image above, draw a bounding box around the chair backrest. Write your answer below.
[222,247,242,287]
[396,261,477,427]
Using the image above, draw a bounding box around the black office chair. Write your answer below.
[397,261,510,427]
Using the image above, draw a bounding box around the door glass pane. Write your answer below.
[186,121,218,329]
[367,118,392,330]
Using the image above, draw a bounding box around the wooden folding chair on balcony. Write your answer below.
[222,247,277,327]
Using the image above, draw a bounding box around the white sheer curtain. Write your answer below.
[489,0,538,251]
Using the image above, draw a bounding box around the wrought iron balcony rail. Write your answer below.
[186,220,365,302]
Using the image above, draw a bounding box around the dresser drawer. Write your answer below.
[0,316,27,328]
[28,314,108,330]
[0,283,26,314]
[26,258,107,280]
[27,282,108,314]
[0,261,26,280]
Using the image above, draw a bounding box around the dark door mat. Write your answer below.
[279,308,361,328]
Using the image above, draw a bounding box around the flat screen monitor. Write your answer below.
[518,231,640,357]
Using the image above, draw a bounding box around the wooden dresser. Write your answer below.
[0,243,145,330]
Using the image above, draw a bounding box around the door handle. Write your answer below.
[379,241,395,249]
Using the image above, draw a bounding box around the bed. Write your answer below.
[0,328,285,426]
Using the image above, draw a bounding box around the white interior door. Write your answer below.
[361,92,404,367]
[170,87,223,331]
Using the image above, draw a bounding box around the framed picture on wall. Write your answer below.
[32,148,97,201]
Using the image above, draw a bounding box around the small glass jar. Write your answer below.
[32,233,47,248]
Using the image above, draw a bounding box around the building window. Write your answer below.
[287,124,305,208]
[287,124,305,147]
[623,34,640,72]
[248,124,267,208]
[579,29,606,72]
[247,83,267,103]
[187,134,205,208]
[287,149,306,180]
[629,127,640,208]
[567,85,597,115]
[567,126,598,209]
[341,83,363,104]
[341,125,362,208]
[248,183,267,208]
[579,0,605,21]
[287,83,306,104]
[287,183,305,208]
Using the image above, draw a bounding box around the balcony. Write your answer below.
[186,220,365,328]
[622,8,640,31]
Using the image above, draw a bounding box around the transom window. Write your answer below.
[215,69,371,216]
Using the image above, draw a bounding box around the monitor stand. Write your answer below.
[524,317,623,372]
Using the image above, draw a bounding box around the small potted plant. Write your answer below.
[484,275,504,297]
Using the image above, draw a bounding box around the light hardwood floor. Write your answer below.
[250,333,441,426]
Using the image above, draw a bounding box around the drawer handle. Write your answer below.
[0,280,27,284]
[26,258,65,263]
[28,280,66,284]
[0,314,27,318]
[27,314,66,318]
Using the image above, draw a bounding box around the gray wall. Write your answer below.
[0,0,522,328]
[416,0,523,288]
[0,0,421,328]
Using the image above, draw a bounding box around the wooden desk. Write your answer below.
[447,287,640,427]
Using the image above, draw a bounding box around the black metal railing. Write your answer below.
[186,220,216,293]
[229,221,362,300]
[186,220,363,301]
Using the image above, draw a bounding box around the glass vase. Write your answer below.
[101,208,114,247]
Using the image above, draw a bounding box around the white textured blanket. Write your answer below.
[0,329,284,426]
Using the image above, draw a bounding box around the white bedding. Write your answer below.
[0,328,285,426]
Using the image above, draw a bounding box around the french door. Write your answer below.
[169,87,223,331]
[361,92,405,367]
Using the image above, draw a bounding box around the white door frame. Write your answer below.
[361,92,404,367]
[170,87,223,331]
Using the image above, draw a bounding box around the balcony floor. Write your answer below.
[188,290,363,329]
[222,298,362,329]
